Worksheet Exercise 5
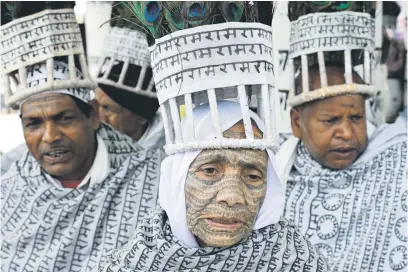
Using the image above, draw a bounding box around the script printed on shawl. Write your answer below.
[149,22,274,104]
[103,26,151,67]
[1,9,84,74]
[290,11,375,58]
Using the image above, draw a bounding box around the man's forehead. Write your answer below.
[307,95,365,112]
[21,93,77,116]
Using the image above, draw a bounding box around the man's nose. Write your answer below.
[42,122,62,143]
[216,185,245,207]
[335,120,353,141]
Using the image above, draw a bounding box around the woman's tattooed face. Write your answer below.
[185,147,268,248]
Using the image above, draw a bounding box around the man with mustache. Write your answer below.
[279,2,407,271]
[0,3,166,175]
[1,2,162,271]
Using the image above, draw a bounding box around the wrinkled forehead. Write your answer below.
[190,148,268,170]
[21,93,77,117]
[301,94,367,113]
[223,120,263,139]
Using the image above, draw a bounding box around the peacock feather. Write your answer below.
[122,1,164,38]
[182,2,215,27]
[118,1,270,42]
[219,2,245,22]
[162,1,185,32]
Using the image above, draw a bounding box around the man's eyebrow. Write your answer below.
[22,110,76,120]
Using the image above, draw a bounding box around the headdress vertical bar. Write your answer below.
[344,50,352,84]
[118,60,130,85]
[160,104,173,145]
[237,85,254,140]
[68,55,76,80]
[169,98,182,143]
[184,93,195,140]
[136,66,147,91]
[46,58,54,84]
[317,52,328,87]
[207,89,224,138]
[261,84,273,138]
[301,55,309,93]
[18,68,27,89]
[364,50,371,83]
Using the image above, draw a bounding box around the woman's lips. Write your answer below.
[204,218,244,230]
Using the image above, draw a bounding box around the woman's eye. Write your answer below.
[242,168,263,181]
[202,168,218,175]
[247,174,261,180]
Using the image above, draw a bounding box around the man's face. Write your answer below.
[291,66,369,170]
[291,95,367,170]
[95,88,147,141]
[21,93,99,181]
[185,123,268,247]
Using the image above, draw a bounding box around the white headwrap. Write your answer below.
[159,100,285,248]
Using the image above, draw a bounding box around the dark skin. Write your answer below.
[95,87,148,141]
[21,93,100,184]
[290,66,368,170]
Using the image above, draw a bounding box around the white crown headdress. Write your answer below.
[287,2,382,107]
[94,26,156,98]
[119,2,278,155]
[1,8,96,107]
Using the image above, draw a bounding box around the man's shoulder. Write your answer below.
[1,143,29,175]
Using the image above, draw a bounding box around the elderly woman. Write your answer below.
[100,101,328,271]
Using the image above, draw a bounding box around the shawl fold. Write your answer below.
[100,208,328,272]
[284,134,407,271]
[1,124,163,271]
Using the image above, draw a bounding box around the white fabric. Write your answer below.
[283,121,407,271]
[43,134,109,188]
[148,22,274,104]
[1,124,162,271]
[159,100,285,248]
[138,111,165,150]
[277,120,377,185]
[1,9,83,74]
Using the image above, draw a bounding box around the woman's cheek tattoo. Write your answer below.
[185,149,267,247]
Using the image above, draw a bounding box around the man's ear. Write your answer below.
[89,99,101,130]
[290,107,302,139]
